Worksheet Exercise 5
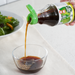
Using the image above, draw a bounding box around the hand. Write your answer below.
[60,0,75,26]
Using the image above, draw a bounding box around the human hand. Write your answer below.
[60,0,75,26]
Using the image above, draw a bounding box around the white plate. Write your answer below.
[0,10,24,38]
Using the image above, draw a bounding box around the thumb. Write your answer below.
[69,0,75,4]
[69,0,75,9]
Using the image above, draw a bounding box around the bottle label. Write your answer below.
[54,2,74,25]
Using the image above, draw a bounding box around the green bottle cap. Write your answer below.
[26,4,38,25]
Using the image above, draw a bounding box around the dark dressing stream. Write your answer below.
[17,20,43,73]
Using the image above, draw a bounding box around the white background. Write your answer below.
[0,0,19,5]
[0,0,6,5]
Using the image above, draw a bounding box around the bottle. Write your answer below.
[26,2,75,26]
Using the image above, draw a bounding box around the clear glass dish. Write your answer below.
[12,44,48,73]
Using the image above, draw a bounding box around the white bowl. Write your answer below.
[0,10,24,38]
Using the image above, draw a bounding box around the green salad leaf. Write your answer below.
[0,12,19,36]
[0,27,5,35]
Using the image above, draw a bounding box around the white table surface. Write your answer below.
[0,0,75,70]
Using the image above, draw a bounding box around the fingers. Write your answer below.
[69,23,75,26]
[73,5,75,9]
[69,0,75,9]
[69,21,75,26]
[65,23,74,26]
[69,0,75,4]
[65,23,69,26]
[65,21,75,26]
[60,0,69,2]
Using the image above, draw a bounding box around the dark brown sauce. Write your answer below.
[38,5,59,26]
[25,22,29,57]
[18,56,43,73]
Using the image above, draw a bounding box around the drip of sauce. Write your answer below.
[25,22,29,57]
[25,18,31,57]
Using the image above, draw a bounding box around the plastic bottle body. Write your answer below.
[37,2,75,26]
[38,4,59,26]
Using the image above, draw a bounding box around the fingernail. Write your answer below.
[70,0,74,2]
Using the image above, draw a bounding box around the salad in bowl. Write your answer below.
[0,10,24,37]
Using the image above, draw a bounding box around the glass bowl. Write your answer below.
[12,44,48,73]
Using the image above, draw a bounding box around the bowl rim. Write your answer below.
[12,44,48,62]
